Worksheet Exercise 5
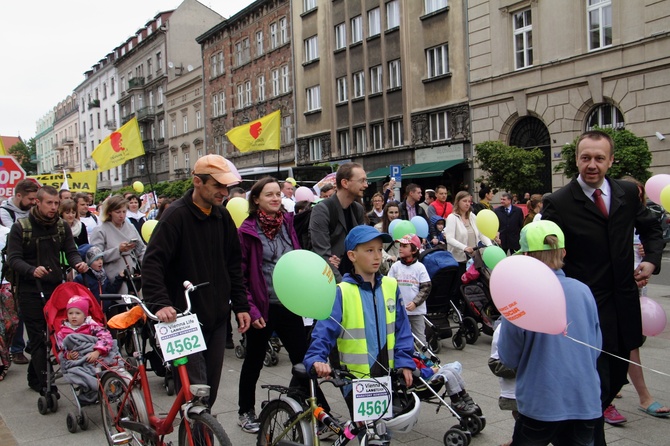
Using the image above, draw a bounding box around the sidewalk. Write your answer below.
[1,284,668,445]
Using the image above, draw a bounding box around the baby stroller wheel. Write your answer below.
[451,332,466,350]
[37,396,48,415]
[79,411,90,431]
[271,352,279,366]
[463,317,479,345]
[263,351,273,367]
[66,412,78,433]
[444,427,470,446]
[49,392,59,412]
[425,326,442,354]
[460,414,483,436]
[234,343,245,359]
[165,376,175,396]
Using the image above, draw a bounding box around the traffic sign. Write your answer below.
[0,156,27,198]
[389,165,402,182]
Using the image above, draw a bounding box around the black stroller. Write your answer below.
[459,247,501,340]
[419,245,478,353]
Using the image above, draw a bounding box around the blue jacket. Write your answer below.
[304,272,416,376]
[74,270,124,311]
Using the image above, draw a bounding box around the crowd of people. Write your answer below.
[0,130,666,445]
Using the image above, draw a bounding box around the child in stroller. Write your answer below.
[460,247,501,339]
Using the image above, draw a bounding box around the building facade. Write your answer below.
[291,0,471,193]
[467,0,670,193]
[35,110,56,174]
[198,0,296,172]
[52,95,80,176]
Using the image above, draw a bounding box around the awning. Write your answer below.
[401,159,464,179]
[366,167,392,181]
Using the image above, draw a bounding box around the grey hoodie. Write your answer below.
[0,198,29,228]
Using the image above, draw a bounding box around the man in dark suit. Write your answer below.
[541,130,663,446]
[493,192,524,254]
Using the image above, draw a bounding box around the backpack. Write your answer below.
[0,217,67,288]
[293,198,340,250]
[0,206,16,227]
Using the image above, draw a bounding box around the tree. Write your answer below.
[554,128,652,182]
[474,140,545,195]
[8,138,37,174]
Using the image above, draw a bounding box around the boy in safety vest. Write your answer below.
[304,225,416,410]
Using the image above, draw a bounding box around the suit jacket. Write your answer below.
[542,177,663,352]
[399,200,428,222]
[493,205,524,253]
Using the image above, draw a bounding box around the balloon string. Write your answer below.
[564,335,670,378]
[329,316,392,376]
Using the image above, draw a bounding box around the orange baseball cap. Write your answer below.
[193,155,240,186]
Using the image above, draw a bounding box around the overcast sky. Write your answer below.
[0,0,254,141]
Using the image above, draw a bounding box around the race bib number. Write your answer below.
[156,314,206,361]
[352,376,393,422]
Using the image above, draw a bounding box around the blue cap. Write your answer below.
[345,225,393,251]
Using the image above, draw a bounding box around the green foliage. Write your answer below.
[95,178,192,203]
[554,128,652,182]
[474,140,545,195]
[8,138,37,174]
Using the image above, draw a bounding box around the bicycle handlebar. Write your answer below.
[100,281,209,322]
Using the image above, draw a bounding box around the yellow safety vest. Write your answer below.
[337,277,398,378]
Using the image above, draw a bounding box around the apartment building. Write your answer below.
[292,0,471,192]
[197,0,296,172]
[52,95,80,175]
[35,110,55,174]
[467,0,670,193]
[115,0,223,185]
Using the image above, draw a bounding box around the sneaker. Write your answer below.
[604,405,627,425]
[11,352,29,365]
[452,398,477,416]
[238,411,260,433]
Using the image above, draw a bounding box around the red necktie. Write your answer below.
[593,189,608,217]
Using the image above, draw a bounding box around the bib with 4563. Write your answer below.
[156,314,206,361]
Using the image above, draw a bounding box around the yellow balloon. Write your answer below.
[660,185,670,211]
[476,209,500,239]
[141,220,158,243]
[133,181,145,193]
[226,197,249,228]
[285,177,297,187]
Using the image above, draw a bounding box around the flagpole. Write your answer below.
[276,149,280,179]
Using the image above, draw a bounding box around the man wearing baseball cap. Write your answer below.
[498,220,602,445]
[142,154,251,408]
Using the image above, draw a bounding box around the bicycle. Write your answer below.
[98,281,232,446]
[256,363,421,446]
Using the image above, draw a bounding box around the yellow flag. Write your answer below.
[226,110,281,152]
[29,170,98,193]
[92,118,145,171]
[0,137,6,156]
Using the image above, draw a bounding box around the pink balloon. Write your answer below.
[645,174,670,205]
[294,186,315,203]
[490,256,566,334]
[224,158,242,181]
[640,296,667,337]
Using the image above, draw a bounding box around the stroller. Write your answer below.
[42,282,107,432]
[460,247,500,340]
[234,332,282,367]
[419,245,478,353]
[410,333,486,445]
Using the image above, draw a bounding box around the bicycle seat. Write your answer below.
[292,363,309,379]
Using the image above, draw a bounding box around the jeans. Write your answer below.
[511,414,596,446]
[10,319,25,354]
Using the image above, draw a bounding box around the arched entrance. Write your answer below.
[509,116,552,193]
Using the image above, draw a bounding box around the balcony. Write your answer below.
[142,139,157,153]
[79,133,87,141]
[128,77,145,90]
[121,113,135,125]
[61,137,74,146]
[88,99,100,108]
[105,120,117,130]
[53,163,64,170]
[52,141,59,149]
[136,106,156,122]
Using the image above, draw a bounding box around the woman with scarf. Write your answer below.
[90,195,145,295]
[236,177,328,433]
[59,199,88,246]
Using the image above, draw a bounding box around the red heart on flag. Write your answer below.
[249,122,262,139]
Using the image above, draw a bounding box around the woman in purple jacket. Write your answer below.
[236,177,326,433]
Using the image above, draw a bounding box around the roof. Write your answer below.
[0,136,22,151]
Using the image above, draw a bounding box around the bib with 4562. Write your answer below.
[156,314,206,361]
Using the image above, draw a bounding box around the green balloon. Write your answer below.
[272,250,337,320]
[392,220,417,241]
[483,246,507,270]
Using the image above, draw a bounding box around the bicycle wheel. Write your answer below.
[257,399,312,446]
[99,372,149,446]
[178,412,232,446]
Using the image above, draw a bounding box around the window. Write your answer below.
[351,16,363,44]
[304,36,318,62]
[282,115,293,144]
[309,138,322,161]
[150,123,156,139]
[354,127,366,153]
[425,0,447,14]
[336,76,348,103]
[306,86,321,112]
[387,0,400,29]
[258,75,266,102]
[218,52,224,75]
[272,69,280,96]
[157,86,163,105]
[353,71,365,98]
[218,92,225,116]
[237,85,244,109]
[214,136,221,155]
[371,123,383,150]
[103,83,108,99]
[587,0,612,50]
[335,23,346,50]
[388,59,402,89]
[137,94,143,109]
[513,9,533,69]
[256,31,264,56]
[426,44,449,78]
[184,153,190,170]
[196,110,201,128]
[245,81,252,106]
[210,55,218,77]
[338,130,351,156]
[156,51,163,70]
[281,65,291,93]
[304,0,316,12]
[159,119,165,138]
[149,91,154,106]
[429,111,449,141]
[390,120,403,147]
[235,38,250,66]
[130,96,135,113]
[120,76,125,93]
[368,8,381,37]
[172,119,177,137]
[270,22,278,49]
[586,104,624,130]
[147,58,153,76]
[183,115,188,134]
[370,65,382,94]
[173,154,178,169]
[279,18,288,44]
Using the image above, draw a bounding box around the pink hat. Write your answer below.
[67,296,89,315]
[396,234,421,250]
